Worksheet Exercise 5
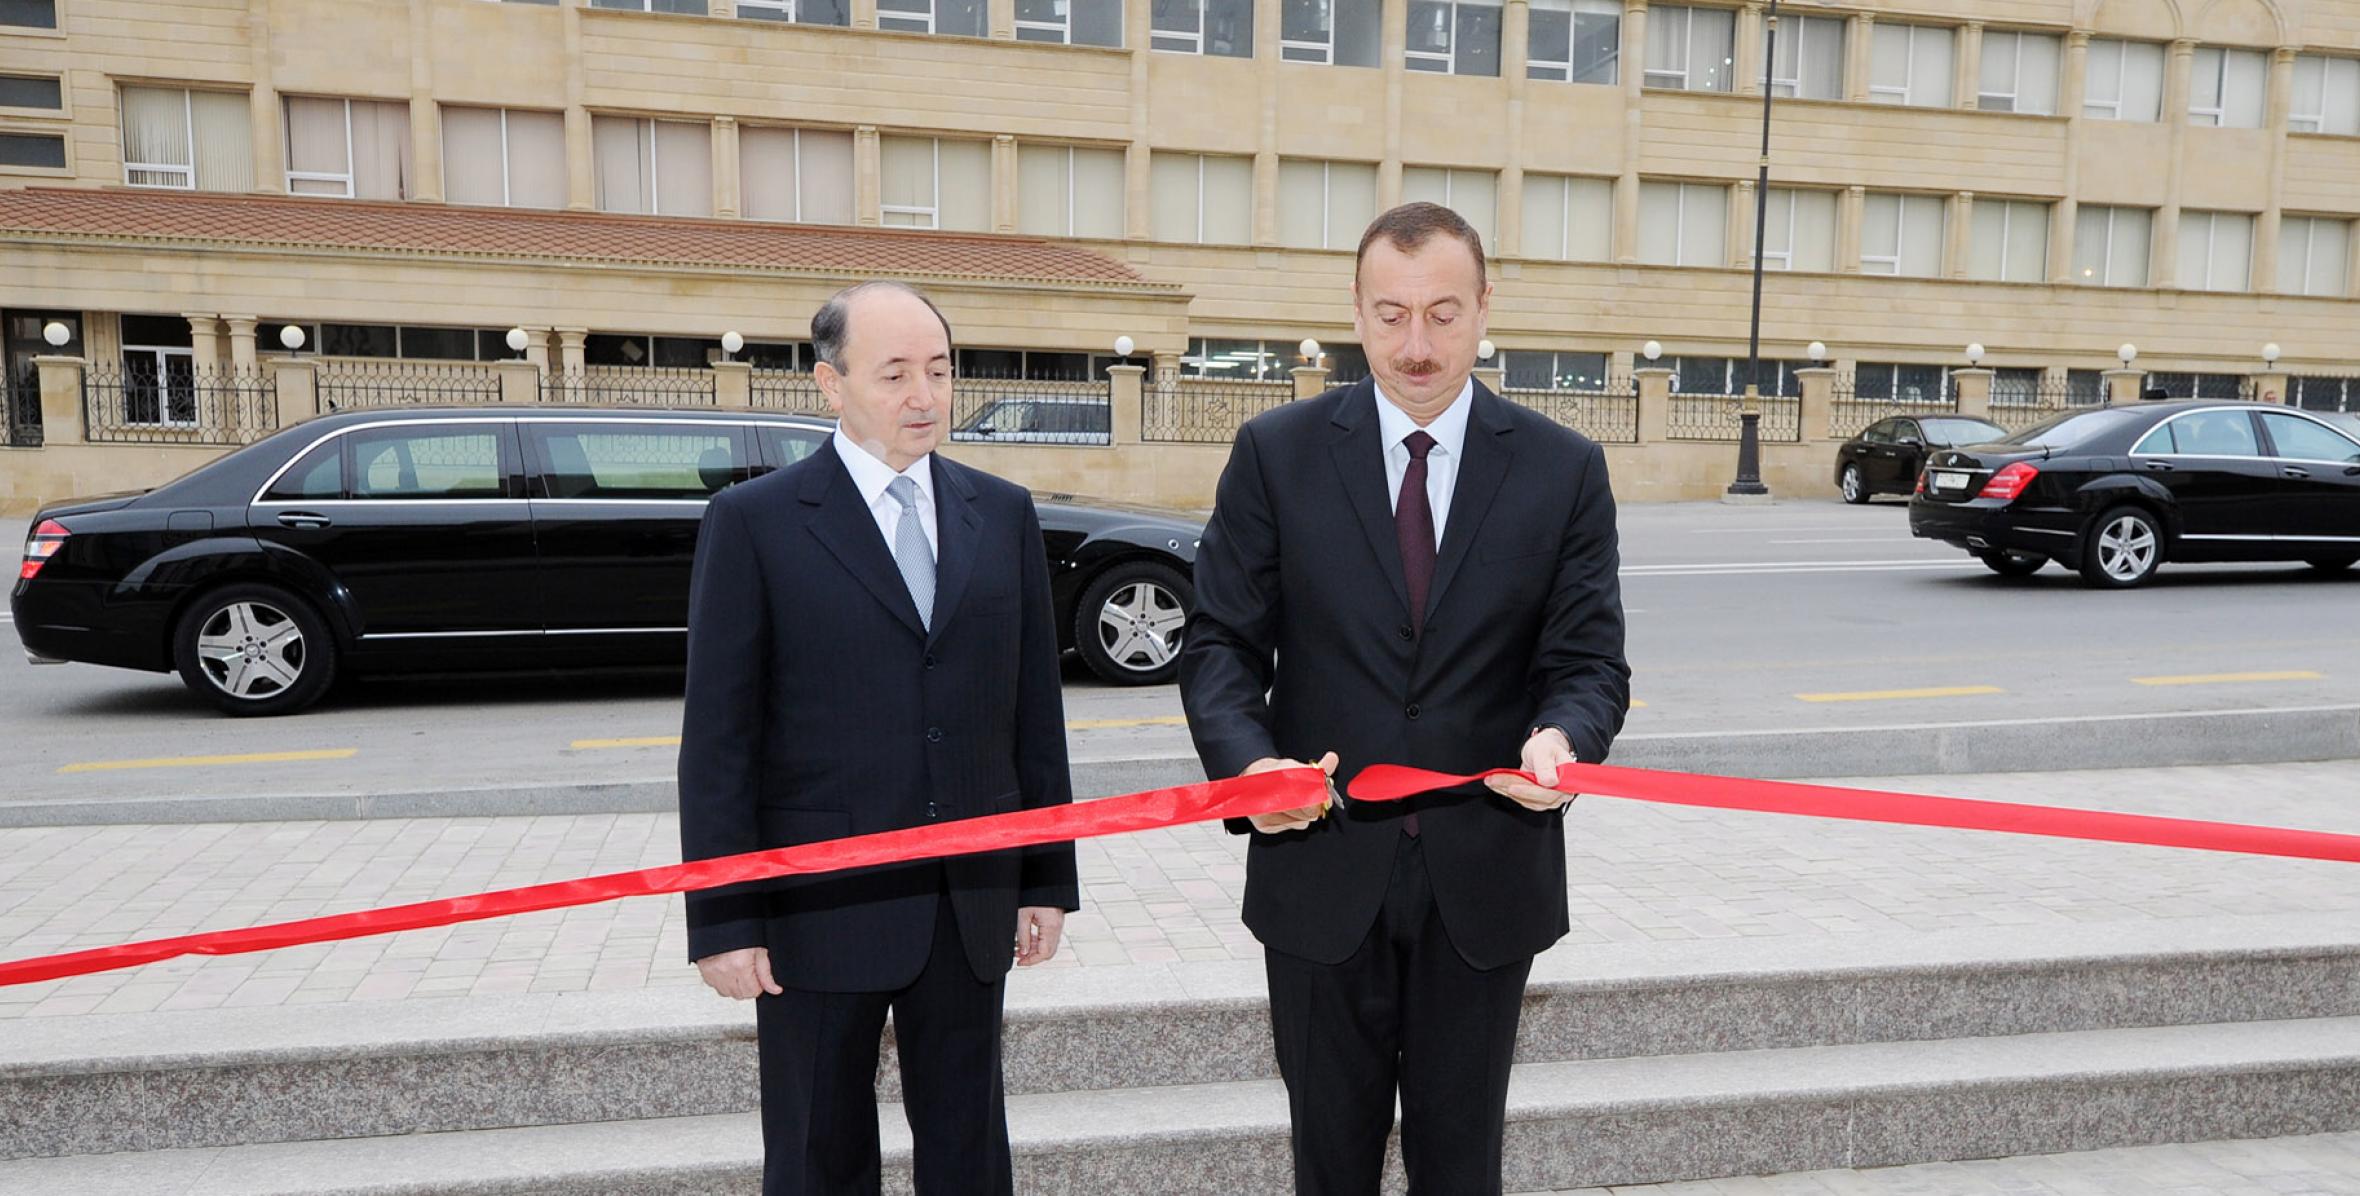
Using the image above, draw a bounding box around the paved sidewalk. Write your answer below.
[3,760,2358,1018]
[1531,1131,2360,1194]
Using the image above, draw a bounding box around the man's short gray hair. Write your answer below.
[810,281,956,372]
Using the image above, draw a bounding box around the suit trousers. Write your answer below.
[754,881,1013,1196]
[1264,834,1534,1195]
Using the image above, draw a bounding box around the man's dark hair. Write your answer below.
[1354,202,1489,293]
[811,280,956,371]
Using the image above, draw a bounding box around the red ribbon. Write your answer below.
[1351,763,2360,865]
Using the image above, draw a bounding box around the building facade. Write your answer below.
[2,0,2358,509]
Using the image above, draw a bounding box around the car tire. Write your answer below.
[1073,560,1192,686]
[1839,464,1869,505]
[2078,506,2165,589]
[171,583,338,716]
[1976,550,2046,578]
[2307,555,2359,575]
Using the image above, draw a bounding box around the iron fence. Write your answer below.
[2291,374,2360,414]
[1667,390,1802,443]
[749,369,832,416]
[82,366,278,445]
[1501,377,1639,444]
[1828,380,1962,440]
[1986,379,2087,433]
[544,366,720,407]
[3,372,39,447]
[950,376,1113,446]
[1141,378,1295,445]
[317,360,502,410]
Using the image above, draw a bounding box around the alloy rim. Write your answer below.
[2098,517,2157,582]
[1095,582,1186,673]
[195,601,306,699]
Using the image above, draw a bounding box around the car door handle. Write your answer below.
[2282,467,2311,479]
[276,511,332,530]
[2141,460,2174,472]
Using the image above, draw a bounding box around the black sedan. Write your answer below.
[13,407,1203,715]
[1909,401,2360,587]
[1836,414,2009,503]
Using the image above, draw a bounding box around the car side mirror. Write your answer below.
[1899,437,1923,448]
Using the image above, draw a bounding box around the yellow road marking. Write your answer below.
[1630,699,1648,709]
[57,748,358,775]
[1795,686,2005,704]
[572,736,682,750]
[2133,670,2324,687]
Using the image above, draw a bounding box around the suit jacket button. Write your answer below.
[1405,703,1421,720]
[927,801,939,819]
[923,654,938,670]
[1396,625,1414,641]
[925,727,944,743]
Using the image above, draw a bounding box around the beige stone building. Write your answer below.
[2,0,2359,511]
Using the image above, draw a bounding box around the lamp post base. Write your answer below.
[1719,487,1775,505]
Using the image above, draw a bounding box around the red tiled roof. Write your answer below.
[0,187,1163,289]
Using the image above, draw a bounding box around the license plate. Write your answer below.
[1932,470,1970,491]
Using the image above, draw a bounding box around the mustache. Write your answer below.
[1390,360,1445,377]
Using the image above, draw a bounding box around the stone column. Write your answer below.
[854,126,882,226]
[248,0,284,195]
[2103,367,2144,405]
[852,0,878,29]
[1378,0,1408,209]
[1730,179,1756,269]
[408,0,444,203]
[224,316,261,371]
[1634,366,1672,443]
[1473,365,1506,394]
[1845,13,1875,102]
[1796,366,1837,442]
[2051,34,2090,283]
[711,360,753,408]
[1106,364,1145,445]
[524,327,554,372]
[2255,47,2296,294]
[2248,370,2291,405]
[184,315,225,376]
[565,108,596,212]
[991,134,1019,233]
[1837,185,1865,272]
[1956,22,1983,111]
[1950,367,1994,419]
[1735,3,1764,96]
[1499,0,1530,257]
[1253,152,1280,246]
[1945,192,1973,279]
[495,360,543,405]
[1613,0,1648,263]
[989,0,1015,39]
[1292,365,1332,400]
[272,356,319,426]
[713,117,741,219]
[1126,0,1161,241]
[2154,39,2196,289]
[34,356,86,446]
[557,328,589,375]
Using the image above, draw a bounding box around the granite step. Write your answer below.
[6,915,2358,1161]
[7,1016,2360,1195]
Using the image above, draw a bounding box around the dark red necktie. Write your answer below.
[1395,430,1436,837]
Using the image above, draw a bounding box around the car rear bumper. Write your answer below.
[1909,499,2081,558]
[10,580,179,673]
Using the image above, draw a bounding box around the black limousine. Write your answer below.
[1909,400,2360,587]
[13,407,1203,715]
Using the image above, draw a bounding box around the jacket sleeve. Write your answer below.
[1531,439,1633,767]
[1178,421,1285,832]
[677,492,774,962]
[1014,495,1082,911]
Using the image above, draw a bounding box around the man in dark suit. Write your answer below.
[1180,203,1631,1194]
[678,280,1080,1195]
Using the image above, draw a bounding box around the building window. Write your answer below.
[1017,0,1123,46]
[1276,158,1380,250]
[1527,0,1618,85]
[1152,0,1252,57]
[880,136,990,231]
[1672,356,1799,396]
[1757,188,1837,272]
[1150,152,1254,244]
[304,324,517,361]
[1855,362,1948,404]
[877,0,986,37]
[740,126,855,224]
[1401,166,1497,246]
[1977,30,2060,114]
[1502,348,1611,391]
[2072,204,2152,287]
[1281,0,1382,66]
[2176,210,2253,292]
[1182,337,1316,381]
[2190,46,2268,128]
[121,86,254,192]
[0,131,64,169]
[0,0,56,29]
[283,97,411,200]
[1643,5,1735,93]
[737,0,851,24]
[1869,22,1954,108]
[441,106,568,209]
[1967,198,2050,282]
[2290,54,2360,135]
[1519,173,1613,262]
[1990,367,2043,404]
[592,116,713,217]
[1019,144,1125,238]
[1405,0,1501,76]
[2294,376,2358,413]
[1768,14,1845,101]
[588,333,729,368]
[0,73,63,111]
[1861,192,1945,277]
[1638,180,1727,267]
[590,0,708,11]
[2084,38,2166,122]
[118,314,198,427]
[2278,216,2351,298]
[2145,371,2243,400]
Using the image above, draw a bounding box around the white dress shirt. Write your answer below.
[832,428,938,560]
[1372,378,1474,550]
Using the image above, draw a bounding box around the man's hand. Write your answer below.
[695,946,783,1000]
[1241,751,1339,833]
[1485,727,1579,811]
[1015,907,1065,967]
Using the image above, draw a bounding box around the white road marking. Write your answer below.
[1623,559,1977,577]
[1770,537,1913,545]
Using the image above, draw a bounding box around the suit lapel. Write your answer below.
[925,456,982,647]
[1423,383,1515,624]
[1327,380,1413,622]
[800,442,927,641]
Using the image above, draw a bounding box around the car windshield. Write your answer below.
[1919,418,2006,445]
[2002,406,2154,449]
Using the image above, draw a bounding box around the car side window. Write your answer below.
[2169,410,2261,457]
[345,426,509,500]
[265,440,343,500]
[756,425,826,469]
[1894,420,1921,444]
[1861,420,1893,445]
[528,423,745,500]
[2260,412,2360,464]
[2132,424,2176,455]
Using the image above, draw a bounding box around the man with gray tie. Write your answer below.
[678,280,1080,1195]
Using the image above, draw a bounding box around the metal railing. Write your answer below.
[1501,377,1639,444]
[950,376,1113,446]
[1828,381,1961,440]
[317,360,502,410]
[1141,378,1295,445]
[1667,391,1802,443]
[749,369,832,416]
[544,366,720,406]
[2,373,40,447]
[82,366,278,445]
[1986,380,2088,433]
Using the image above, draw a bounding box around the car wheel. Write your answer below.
[2078,507,2164,589]
[171,583,338,716]
[1073,560,1192,686]
[1839,464,1869,505]
[2307,555,2359,575]
[1976,550,2046,578]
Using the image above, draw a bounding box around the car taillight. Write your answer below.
[1978,462,2040,502]
[1914,470,1927,495]
[20,519,67,581]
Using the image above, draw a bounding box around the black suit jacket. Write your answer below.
[678,442,1079,992]
[1180,380,1630,970]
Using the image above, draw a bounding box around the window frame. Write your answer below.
[1860,191,1945,277]
[1976,28,2060,115]
[2074,204,2151,288]
[1868,21,1954,108]
[2290,53,2360,135]
[1969,197,2050,282]
[881,136,944,229]
[1521,172,1613,263]
[283,96,358,198]
[2178,209,2253,292]
[118,344,199,429]
[1766,13,1845,101]
[2082,37,2163,122]
[2281,215,2352,298]
[1015,0,1120,45]
[594,115,711,217]
[1403,0,1500,76]
[0,71,64,115]
[1525,0,1619,83]
[1151,0,1249,56]
[1643,4,1734,93]
[1641,180,1726,268]
[2189,45,2267,129]
[121,85,201,190]
[440,106,560,209]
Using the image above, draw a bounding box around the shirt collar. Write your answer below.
[1371,376,1475,460]
[833,427,934,508]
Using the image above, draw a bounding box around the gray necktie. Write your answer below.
[887,475,935,631]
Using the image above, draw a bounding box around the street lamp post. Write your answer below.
[1727,0,1779,500]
